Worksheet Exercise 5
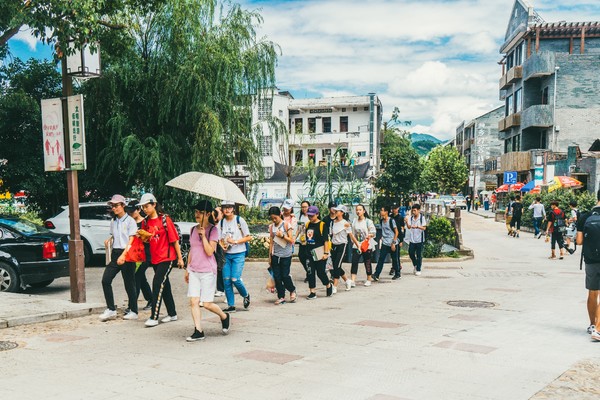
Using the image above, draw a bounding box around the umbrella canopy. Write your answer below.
[479,190,492,196]
[520,181,535,192]
[530,185,542,194]
[496,182,525,193]
[165,172,249,205]
[548,176,583,192]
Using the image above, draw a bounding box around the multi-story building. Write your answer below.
[495,0,600,190]
[247,90,383,206]
[455,106,504,194]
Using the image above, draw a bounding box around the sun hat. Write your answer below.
[107,194,126,206]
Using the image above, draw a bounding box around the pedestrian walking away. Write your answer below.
[137,193,184,327]
[373,205,399,281]
[99,194,140,322]
[296,201,311,283]
[125,200,153,311]
[350,204,377,286]
[545,201,567,260]
[576,190,600,342]
[528,196,546,239]
[219,200,252,312]
[505,196,514,234]
[209,206,225,297]
[405,204,427,276]
[304,205,333,299]
[184,200,230,342]
[509,195,523,237]
[268,206,297,305]
[330,205,360,292]
[389,203,405,278]
[565,200,579,254]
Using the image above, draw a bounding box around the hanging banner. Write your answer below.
[67,94,86,170]
[41,98,66,171]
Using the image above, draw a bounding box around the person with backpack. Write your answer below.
[304,205,333,299]
[137,193,184,327]
[184,200,231,341]
[296,201,311,283]
[545,201,567,260]
[576,191,600,341]
[528,197,546,239]
[565,200,579,254]
[218,200,251,313]
[350,204,377,286]
[405,204,427,276]
[268,206,297,305]
[372,205,399,281]
[389,203,405,277]
[504,195,514,235]
[509,195,524,238]
[124,200,153,312]
[330,205,360,292]
[99,194,139,322]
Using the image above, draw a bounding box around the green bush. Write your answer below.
[519,189,596,228]
[248,235,270,258]
[0,204,43,225]
[422,216,456,258]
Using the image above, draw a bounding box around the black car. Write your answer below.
[0,216,70,292]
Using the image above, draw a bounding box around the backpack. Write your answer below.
[512,202,523,216]
[553,209,566,231]
[221,215,250,257]
[581,211,600,269]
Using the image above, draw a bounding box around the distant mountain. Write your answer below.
[410,133,444,144]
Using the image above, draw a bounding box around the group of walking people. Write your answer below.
[98,193,427,342]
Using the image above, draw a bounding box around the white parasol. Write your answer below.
[165,171,249,205]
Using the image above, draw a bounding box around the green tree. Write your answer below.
[422,145,468,194]
[375,129,421,199]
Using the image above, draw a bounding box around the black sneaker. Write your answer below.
[243,294,251,309]
[143,302,152,311]
[221,313,230,334]
[306,292,317,300]
[392,274,401,280]
[223,306,236,313]
[326,283,333,297]
[568,248,575,255]
[372,275,380,282]
[186,329,205,342]
[388,269,395,276]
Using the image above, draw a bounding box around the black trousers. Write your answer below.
[330,244,347,279]
[551,231,565,250]
[351,249,373,276]
[101,249,138,313]
[271,255,296,299]
[307,258,329,289]
[298,245,310,277]
[135,262,152,302]
[150,261,177,320]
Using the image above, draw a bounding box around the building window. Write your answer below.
[513,135,520,151]
[504,138,512,153]
[542,87,549,105]
[357,151,366,157]
[278,110,284,118]
[308,118,316,134]
[322,117,331,133]
[364,107,369,111]
[341,108,346,112]
[235,151,248,164]
[505,95,513,116]
[295,118,303,134]
[322,148,332,161]
[259,136,272,156]
[514,89,522,113]
[308,149,316,161]
[295,150,303,164]
[263,167,274,178]
[353,107,357,112]
[258,97,272,120]
[340,116,348,132]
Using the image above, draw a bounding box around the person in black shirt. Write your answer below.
[304,206,333,299]
[509,195,524,238]
[321,201,337,234]
[389,203,404,277]
[576,192,600,341]
[545,201,566,259]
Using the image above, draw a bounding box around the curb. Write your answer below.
[0,305,105,329]
[247,254,473,263]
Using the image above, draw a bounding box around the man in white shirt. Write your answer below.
[405,204,427,276]
[528,197,546,239]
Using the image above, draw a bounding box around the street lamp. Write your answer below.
[61,42,101,303]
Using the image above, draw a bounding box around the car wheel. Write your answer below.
[28,279,55,289]
[83,240,92,266]
[0,262,20,292]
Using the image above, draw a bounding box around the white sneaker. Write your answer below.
[332,286,337,294]
[123,311,138,320]
[350,280,356,288]
[161,315,178,323]
[592,330,600,342]
[588,324,596,334]
[345,280,352,291]
[415,271,422,276]
[99,309,117,321]
[364,280,372,287]
[144,318,159,327]
[214,291,225,297]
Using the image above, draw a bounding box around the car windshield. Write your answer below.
[440,196,453,200]
[0,218,50,236]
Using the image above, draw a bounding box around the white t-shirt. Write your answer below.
[219,216,250,254]
[110,214,137,249]
[331,219,352,245]
[351,218,376,249]
[406,214,427,244]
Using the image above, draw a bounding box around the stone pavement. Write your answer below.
[1,212,599,400]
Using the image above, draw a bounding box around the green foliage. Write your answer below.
[248,235,270,258]
[375,130,421,198]
[422,216,456,258]
[421,146,468,194]
[519,189,597,228]
[0,207,44,226]
[411,140,439,156]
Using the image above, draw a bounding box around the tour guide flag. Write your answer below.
[41,98,66,172]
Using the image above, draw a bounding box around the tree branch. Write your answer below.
[97,20,127,30]
[0,26,23,47]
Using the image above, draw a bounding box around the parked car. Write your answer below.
[0,216,70,292]
[453,196,467,210]
[44,202,194,265]
[439,195,457,210]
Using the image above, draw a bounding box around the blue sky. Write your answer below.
[7,0,600,139]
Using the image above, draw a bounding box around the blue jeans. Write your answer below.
[533,217,543,236]
[223,252,249,307]
[374,244,399,277]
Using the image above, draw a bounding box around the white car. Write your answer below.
[44,202,195,265]
[453,196,467,210]
[439,195,456,210]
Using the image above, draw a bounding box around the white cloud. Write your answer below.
[12,26,39,51]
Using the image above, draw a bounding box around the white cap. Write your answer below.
[137,193,157,206]
[221,200,235,206]
[282,199,294,210]
[333,205,348,213]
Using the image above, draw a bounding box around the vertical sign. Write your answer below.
[67,94,86,170]
[534,167,544,186]
[41,98,65,171]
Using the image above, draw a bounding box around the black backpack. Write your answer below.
[581,211,600,269]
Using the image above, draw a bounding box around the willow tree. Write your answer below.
[82,0,279,215]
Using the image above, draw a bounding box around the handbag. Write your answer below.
[360,239,370,253]
[125,237,147,263]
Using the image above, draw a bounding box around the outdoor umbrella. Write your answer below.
[496,182,525,193]
[530,185,542,194]
[165,171,250,205]
[520,181,535,192]
[548,176,583,192]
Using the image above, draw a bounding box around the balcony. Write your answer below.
[523,51,555,81]
[521,104,553,130]
[500,151,532,172]
[288,131,354,147]
[499,65,523,90]
[498,113,521,132]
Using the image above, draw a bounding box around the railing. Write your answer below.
[499,65,523,90]
[498,113,521,132]
[523,51,556,81]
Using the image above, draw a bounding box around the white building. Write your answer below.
[247,90,383,207]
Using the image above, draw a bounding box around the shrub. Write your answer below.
[519,189,596,228]
[248,235,270,258]
[422,216,456,258]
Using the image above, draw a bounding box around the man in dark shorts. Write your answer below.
[509,195,524,238]
[576,191,600,341]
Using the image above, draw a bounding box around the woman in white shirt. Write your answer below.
[350,204,377,286]
[330,205,360,292]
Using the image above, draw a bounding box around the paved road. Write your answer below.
[1,212,598,400]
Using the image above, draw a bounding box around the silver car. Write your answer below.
[453,196,467,210]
